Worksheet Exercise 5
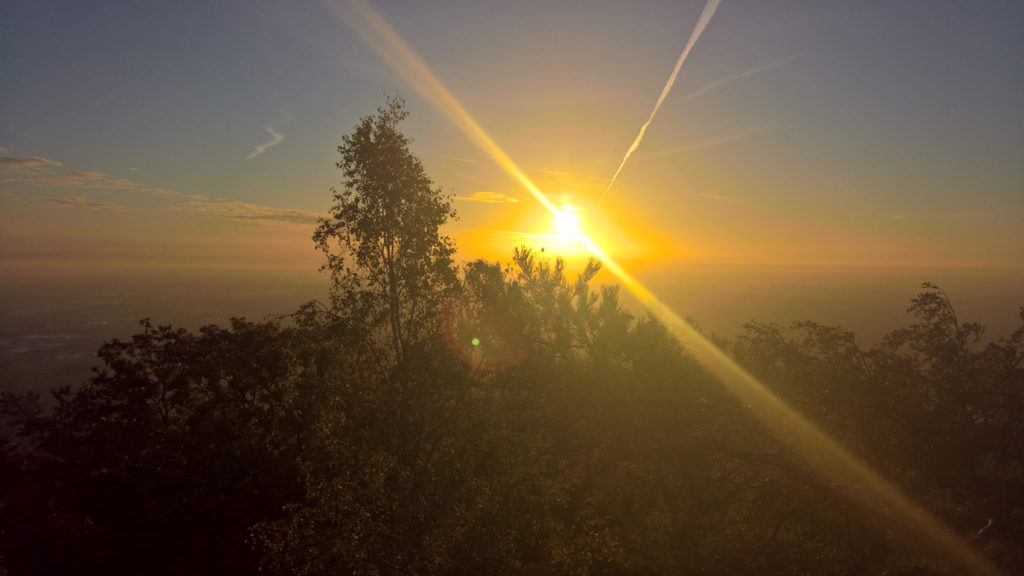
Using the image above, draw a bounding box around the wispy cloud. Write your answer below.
[152,189,208,201]
[671,53,800,104]
[247,127,285,160]
[172,200,327,227]
[891,211,976,221]
[648,124,771,157]
[43,195,117,208]
[454,191,520,204]
[0,150,170,193]
[539,169,572,178]
[600,0,723,203]
[1,149,324,227]
[7,130,57,147]
[21,172,151,191]
[0,153,62,169]
[697,192,743,203]
[247,111,292,160]
[539,169,611,184]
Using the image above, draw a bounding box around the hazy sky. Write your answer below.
[2,0,1023,271]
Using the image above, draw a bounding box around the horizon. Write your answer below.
[2,0,1023,395]
[2,1,1022,271]
[2,3,1024,574]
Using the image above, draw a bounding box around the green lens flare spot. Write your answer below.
[471,337,480,347]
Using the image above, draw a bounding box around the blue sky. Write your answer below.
[1,0,1022,268]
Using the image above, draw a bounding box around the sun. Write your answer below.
[554,205,580,237]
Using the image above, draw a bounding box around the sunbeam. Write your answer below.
[323,1,1001,573]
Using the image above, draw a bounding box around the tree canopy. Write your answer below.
[314,96,457,367]
[2,100,1022,576]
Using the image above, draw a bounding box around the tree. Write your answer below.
[0,319,312,576]
[9,92,1023,574]
[313,96,458,367]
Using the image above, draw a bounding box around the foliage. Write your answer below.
[0,319,315,575]
[2,102,1023,575]
[313,96,458,367]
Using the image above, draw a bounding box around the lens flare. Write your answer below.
[323,2,1001,573]
[555,205,580,236]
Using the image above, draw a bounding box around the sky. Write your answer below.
[1,0,1023,339]
[3,5,1023,564]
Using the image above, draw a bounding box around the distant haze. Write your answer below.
[2,258,1020,395]
[1,0,1022,393]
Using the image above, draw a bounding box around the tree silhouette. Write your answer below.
[2,99,1023,575]
[0,318,326,575]
[313,96,458,368]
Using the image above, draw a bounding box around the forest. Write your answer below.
[2,100,1022,576]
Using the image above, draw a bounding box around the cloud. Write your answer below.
[43,195,116,208]
[1,150,323,229]
[648,124,771,157]
[247,127,285,160]
[8,130,56,147]
[672,53,801,105]
[247,111,292,160]
[539,169,572,178]
[697,193,743,203]
[0,151,168,193]
[0,153,62,169]
[539,169,611,184]
[152,189,208,200]
[1,150,324,228]
[21,172,149,190]
[454,191,520,204]
[65,171,103,180]
[172,200,328,226]
[891,211,975,221]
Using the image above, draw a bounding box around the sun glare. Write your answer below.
[554,205,580,237]
[329,3,1005,572]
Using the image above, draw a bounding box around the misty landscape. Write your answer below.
[2,1,1023,575]
[2,262,1021,395]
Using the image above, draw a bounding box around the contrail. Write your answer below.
[319,3,1004,572]
[246,126,284,160]
[246,111,292,160]
[670,53,799,105]
[645,123,771,158]
[599,0,722,204]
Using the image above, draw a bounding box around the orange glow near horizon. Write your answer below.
[323,1,1002,573]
